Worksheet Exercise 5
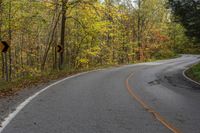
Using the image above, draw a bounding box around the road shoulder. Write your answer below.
[183,63,200,86]
[0,79,58,126]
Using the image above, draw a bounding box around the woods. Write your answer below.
[0,0,198,83]
[169,0,200,43]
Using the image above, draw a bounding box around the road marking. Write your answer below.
[0,58,183,133]
[0,69,105,133]
[0,62,164,133]
[125,73,181,133]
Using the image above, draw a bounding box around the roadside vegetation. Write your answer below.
[186,63,200,83]
[169,0,200,83]
[0,0,199,97]
[0,64,120,97]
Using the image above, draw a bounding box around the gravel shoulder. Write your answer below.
[0,79,60,126]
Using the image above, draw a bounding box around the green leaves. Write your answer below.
[169,0,200,43]
[0,0,196,84]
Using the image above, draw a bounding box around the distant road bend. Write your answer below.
[1,55,200,133]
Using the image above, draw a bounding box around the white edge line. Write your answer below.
[0,69,105,133]
[0,56,186,132]
[182,63,200,86]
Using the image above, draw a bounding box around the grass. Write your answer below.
[186,63,200,82]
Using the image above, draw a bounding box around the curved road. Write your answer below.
[1,55,200,133]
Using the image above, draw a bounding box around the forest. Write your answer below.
[0,0,199,86]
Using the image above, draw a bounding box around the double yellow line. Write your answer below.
[125,73,181,133]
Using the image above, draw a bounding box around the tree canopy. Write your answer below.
[169,0,200,43]
[0,0,198,82]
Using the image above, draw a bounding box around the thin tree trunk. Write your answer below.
[4,53,8,81]
[53,45,57,69]
[41,11,61,70]
[137,0,142,61]
[0,0,4,80]
[8,0,12,80]
[59,0,68,70]
[1,53,4,79]
[105,0,113,62]
[21,33,24,78]
[53,0,59,70]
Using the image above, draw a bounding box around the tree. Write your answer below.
[0,0,194,82]
[60,0,68,69]
[169,0,200,43]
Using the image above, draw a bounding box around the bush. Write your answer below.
[153,49,176,59]
[186,63,200,82]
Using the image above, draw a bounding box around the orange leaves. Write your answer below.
[152,31,169,42]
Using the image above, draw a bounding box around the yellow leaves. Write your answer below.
[44,2,55,9]
[92,21,109,33]
[77,58,89,68]
[78,58,89,64]
[85,46,101,57]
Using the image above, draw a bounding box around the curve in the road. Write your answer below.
[182,66,200,86]
[0,69,103,133]
[126,72,181,133]
[1,55,200,133]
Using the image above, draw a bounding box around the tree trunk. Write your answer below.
[137,0,143,61]
[4,53,8,81]
[41,10,61,70]
[0,0,4,80]
[59,0,68,70]
[1,53,4,79]
[8,0,12,80]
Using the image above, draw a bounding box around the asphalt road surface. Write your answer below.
[1,55,200,133]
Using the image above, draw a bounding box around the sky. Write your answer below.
[100,0,138,6]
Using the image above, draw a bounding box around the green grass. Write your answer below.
[186,63,200,82]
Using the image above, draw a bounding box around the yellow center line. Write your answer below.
[125,73,181,133]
